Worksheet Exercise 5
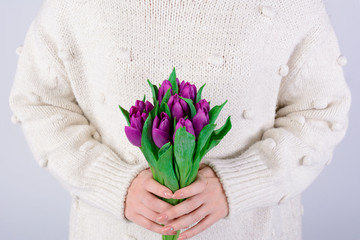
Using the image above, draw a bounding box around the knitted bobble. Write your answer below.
[311,99,328,110]
[116,47,131,62]
[38,157,48,168]
[278,64,289,77]
[337,55,347,66]
[28,92,41,103]
[79,141,96,152]
[93,132,102,141]
[207,53,224,66]
[264,138,276,149]
[260,6,276,18]
[278,194,289,205]
[16,45,23,55]
[242,108,255,119]
[11,115,21,124]
[300,156,312,166]
[289,115,306,126]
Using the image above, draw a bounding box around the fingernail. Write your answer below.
[178,234,187,240]
[172,191,184,198]
[162,225,174,234]
[156,214,168,223]
[164,191,172,198]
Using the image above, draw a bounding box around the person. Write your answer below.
[9,0,351,239]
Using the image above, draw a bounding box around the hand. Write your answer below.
[125,168,177,235]
[155,163,229,239]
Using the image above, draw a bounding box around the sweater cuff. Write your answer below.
[83,147,149,223]
[201,145,277,221]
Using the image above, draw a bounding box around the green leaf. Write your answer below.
[208,100,228,125]
[202,116,232,158]
[168,67,178,94]
[194,123,216,162]
[213,116,232,139]
[158,141,172,156]
[195,83,206,104]
[118,105,130,126]
[142,94,146,102]
[150,101,159,119]
[178,96,197,119]
[147,79,159,105]
[173,127,196,188]
[159,87,172,111]
[173,155,180,182]
[185,160,200,187]
[173,116,177,132]
[139,113,158,167]
[163,102,172,122]
[157,143,179,193]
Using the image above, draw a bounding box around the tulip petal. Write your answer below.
[192,109,209,137]
[125,126,142,147]
[172,102,185,120]
[184,119,196,137]
[152,128,171,148]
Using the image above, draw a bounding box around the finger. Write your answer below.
[177,214,219,239]
[133,214,177,235]
[172,175,208,199]
[143,177,173,199]
[198,165,216,177]
[136,202,160,223]
[199,163,207,170]
[162,204,209,232]
[156,194,205,223]
[141,191,173,213]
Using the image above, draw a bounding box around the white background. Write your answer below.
[1,1,359,239]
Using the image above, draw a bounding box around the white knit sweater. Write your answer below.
[9,0,351,239]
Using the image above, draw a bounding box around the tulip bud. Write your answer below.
[173,117,195,143]
[192,108,209,138]
[179,80,197,103]
[152,112,171,148]
[195,99,210,114]
[124,100,154,147]
[167,93,190,120]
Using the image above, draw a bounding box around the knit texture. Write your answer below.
[9,0,351,239]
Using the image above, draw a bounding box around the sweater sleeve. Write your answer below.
[202,6,352,220]
[8,19,149,223]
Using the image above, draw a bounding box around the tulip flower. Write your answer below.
[195,99,210,114]
[178,80,197,103]
[124,100,154,147]
[125,111,148,147]
[173,117,195,143]
[152,112,171,148]
[167,93,190,120]
[192,107,210,138]
[158,78,180,105]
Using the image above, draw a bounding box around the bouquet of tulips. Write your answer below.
[119,67,232,240]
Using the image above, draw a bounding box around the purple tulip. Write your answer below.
[192,107,209,138]
[173,117,196,143]
[167,93,190,120]
[124,100,154,147]
[195,99,210,114]
[145,100,154,113]
[152,112,171,148]
[178,80,197,103]
[158,78,180,105]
